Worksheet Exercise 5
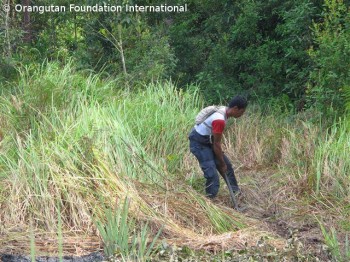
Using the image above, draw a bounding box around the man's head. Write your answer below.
[227,95,247,118]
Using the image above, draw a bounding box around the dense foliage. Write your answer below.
[1,0,350,115]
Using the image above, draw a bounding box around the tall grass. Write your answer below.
[1,60,348,258]
[228,106,349,199]
[0,61,247,256]
[312,119,350,197]
[118,82,201,173]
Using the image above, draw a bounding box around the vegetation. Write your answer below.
[0,0,350,261]
[94,198,162,260]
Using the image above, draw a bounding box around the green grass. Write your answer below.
[1,60,349,260]
[95,198,161,260]
[312,119,350,197]
[319,221,350,262]
[0,61,248,257]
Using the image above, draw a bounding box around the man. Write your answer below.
[188,95,247,198]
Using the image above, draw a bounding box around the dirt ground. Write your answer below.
[213,168,333,260]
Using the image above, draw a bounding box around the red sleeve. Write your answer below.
[212,120,226,134]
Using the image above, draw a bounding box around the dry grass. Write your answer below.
[0,62,348,260]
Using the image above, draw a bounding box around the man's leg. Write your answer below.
[189,141,220,198]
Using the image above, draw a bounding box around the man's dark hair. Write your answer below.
[228,95,248,109]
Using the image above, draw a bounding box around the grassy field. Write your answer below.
[0,61,349,261]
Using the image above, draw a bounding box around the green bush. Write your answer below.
[307,0,350,116]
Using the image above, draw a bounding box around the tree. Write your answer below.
[169,0,318,106]
[22,0,31,42]
[307,0,350,115]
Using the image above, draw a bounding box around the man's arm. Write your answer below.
[212,133,227,175]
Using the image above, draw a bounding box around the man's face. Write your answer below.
[232,107,246,118]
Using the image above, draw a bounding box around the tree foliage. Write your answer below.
[307,0,350,115]
[169,0,320,106]
[1,0,350,116]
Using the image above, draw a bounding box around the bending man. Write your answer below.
[188,96,247,198]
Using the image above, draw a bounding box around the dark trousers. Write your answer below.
[188,128,239,198]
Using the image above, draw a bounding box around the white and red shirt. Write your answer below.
[194,108,228,136]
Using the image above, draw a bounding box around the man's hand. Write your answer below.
[219,164,228,176]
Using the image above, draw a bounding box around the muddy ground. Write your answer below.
[0,252,104,262]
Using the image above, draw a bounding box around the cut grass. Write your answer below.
[0,61,349,260]
[0,61,252,256]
